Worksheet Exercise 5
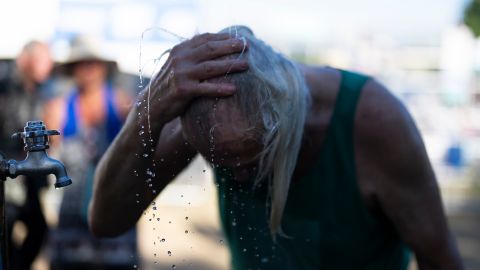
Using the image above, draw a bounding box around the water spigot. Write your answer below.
[0,121,72,188]
[11,120,60,152]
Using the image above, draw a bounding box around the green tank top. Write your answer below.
[214,70,411,270]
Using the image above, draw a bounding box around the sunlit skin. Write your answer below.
[16,42,53,91]
[90,33,464,269]
[28,44,53,83]
[43,59,131,146]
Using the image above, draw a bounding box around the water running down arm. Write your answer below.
[89,33,249,237]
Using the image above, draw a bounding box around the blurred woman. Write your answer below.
[44,34,136,270]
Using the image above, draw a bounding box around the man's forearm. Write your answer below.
[89,103,165,237]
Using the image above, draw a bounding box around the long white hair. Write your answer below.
[184,26,310,238]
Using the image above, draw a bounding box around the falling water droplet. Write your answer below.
[139,130,145,135]
[185,230,189,234]
[185,216,189,220]
[161,238,166,242]
[172,265,176,269]
[167,251,172,256]
[243,248,247,252]
[219,239,224,244]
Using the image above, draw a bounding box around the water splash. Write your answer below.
[138,27,187,87]
[137,28,187,198]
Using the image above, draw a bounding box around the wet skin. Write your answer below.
[181,99,262,181]
[90,33,464,269]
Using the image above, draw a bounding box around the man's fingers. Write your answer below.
[188,33,232,48]
[188,38,248,62]
[188,59,249,80]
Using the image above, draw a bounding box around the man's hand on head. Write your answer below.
[145,33,249,126]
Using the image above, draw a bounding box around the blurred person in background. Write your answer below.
[0,40,53,270]
[44,34,136,270]
[90,26,464,269]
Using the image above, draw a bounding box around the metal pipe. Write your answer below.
[0,121,72,270]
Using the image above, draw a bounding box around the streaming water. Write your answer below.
[138,28,186,147]
[134,26,249,270]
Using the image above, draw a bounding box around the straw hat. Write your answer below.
[58,34,117,75]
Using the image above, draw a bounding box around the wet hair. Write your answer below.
[183,26,310,239]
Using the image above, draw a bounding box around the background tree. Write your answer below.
[464,0,480,37]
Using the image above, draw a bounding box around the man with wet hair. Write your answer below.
[90,26,463,269]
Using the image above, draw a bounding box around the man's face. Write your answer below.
[30,45,53,83]
[182,99,263,180]
[18,44,53,84]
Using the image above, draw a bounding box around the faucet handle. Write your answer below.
[11,121,60,151]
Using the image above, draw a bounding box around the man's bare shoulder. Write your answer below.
[354,77,430,187]
[355,78,421,151]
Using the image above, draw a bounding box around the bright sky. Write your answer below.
[0,0,472,58]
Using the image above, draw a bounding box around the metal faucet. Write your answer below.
[0,120,71,270]
[0,120,72,187]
